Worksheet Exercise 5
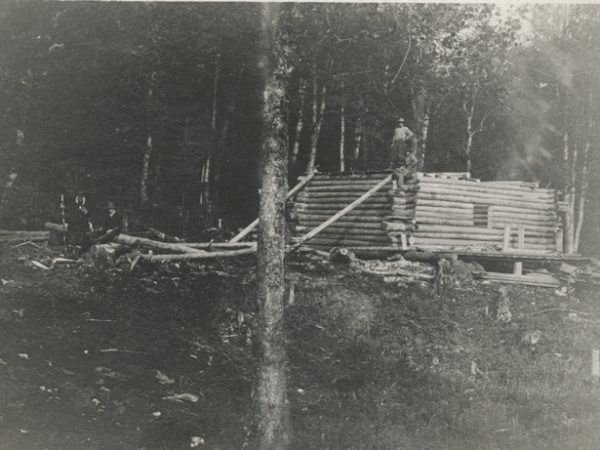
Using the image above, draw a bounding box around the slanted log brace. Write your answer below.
[229,171,316,243]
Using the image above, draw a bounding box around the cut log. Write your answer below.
[417,192,552,210]
[292,206,391,215]
[418,175,543,189]
[411,238,556,251]
[295,236,391,247]
[293,222,386,232]
[488,204,557,217]
[169,241,256,249]
[0,231,50,241]
[293,230,390,240]
[418,180,555,198]
[415,224,547,235]
[412,199,474,209]
[115,234,198,253]
[308,173,392,181]
[292,232,390,242]
[291,201,390,210]
[143,246,257,262]
[415,206,474,216]
[418,191,556,208]
[382,222,418,232]
[0,229,49,236]
[418,186,555,202]
[416,218,475,226]
[45,222,67,232]
[304,185,390,193]
[476,271,559,288]
[295,192,390,201]
[295,213,386,223]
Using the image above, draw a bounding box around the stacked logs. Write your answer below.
[288,171,562,254]
[384,171,419,247]
[289,172,393,250]
[409,174,560,252]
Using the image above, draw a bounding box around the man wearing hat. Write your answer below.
[67,191,93,248]
[389,117,414,169]
[92,201,122,244]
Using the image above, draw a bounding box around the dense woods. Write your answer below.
[0,2,598,254]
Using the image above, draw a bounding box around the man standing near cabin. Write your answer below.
[389,117,414,169]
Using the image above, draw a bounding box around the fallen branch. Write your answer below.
[13,240,42,249]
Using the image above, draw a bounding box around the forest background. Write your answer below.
[0,2,597,255]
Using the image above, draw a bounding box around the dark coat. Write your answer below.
[101,211,122,232]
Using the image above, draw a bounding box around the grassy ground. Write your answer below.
[0,243,599,449]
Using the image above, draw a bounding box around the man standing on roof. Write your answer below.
[389,117,414,169]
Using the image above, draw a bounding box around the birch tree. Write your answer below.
[255,3,290,448]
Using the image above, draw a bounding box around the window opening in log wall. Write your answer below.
[474,204,488,227]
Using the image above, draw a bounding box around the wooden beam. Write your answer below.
[230,171,316,243]
[143,246,257,262]
[115,234,199,253]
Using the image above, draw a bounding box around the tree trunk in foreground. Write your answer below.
[256,3,290,449]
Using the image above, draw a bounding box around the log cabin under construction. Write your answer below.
[288,171,565,256]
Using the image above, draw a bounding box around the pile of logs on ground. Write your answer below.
[114,235,257,262]
[42,222,257,264]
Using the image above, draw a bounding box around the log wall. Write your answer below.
[288,171,562,254]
